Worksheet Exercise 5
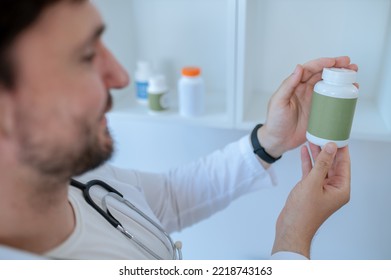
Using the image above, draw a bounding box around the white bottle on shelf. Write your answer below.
[178,67,204,118]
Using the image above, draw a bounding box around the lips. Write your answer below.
[100,93,112,125]
[104,92,113,113]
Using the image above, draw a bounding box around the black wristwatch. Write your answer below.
[251,124,282,164]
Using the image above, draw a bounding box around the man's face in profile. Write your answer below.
[8,0,129,181]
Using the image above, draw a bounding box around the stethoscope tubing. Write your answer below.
[70,179,182,260]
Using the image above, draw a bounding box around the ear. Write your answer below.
[0,87,15,138]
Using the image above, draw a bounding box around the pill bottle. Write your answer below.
[135,61,153,104]
[178,67,204,117]
[147,75,169,113]
[306,67,358,148]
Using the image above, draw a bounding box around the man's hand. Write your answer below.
[258,56,358,159]
[272,143,351,258]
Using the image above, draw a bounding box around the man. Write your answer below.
[0,0,355,259]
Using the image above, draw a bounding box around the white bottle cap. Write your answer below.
[135,61,152,82]
[322,67,356,84]
[148,75,168,94]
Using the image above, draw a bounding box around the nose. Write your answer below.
[101,45,130,90]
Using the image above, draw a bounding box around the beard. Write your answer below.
[16,97,114,184]
[17,120,114,183]
[68,124,114,177]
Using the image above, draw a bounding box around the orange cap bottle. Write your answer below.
[178,66,204,117]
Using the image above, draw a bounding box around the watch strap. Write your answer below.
[251,124,282,164]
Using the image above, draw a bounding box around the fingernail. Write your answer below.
[292,64,300,75]
[324,142,337,154]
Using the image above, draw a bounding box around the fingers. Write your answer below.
[307,142,338,186]
[274,64,304,101]
[305,72,323,87]
[335,147,351,201]
[301,145,312,178]
[308,142,321,162]
[301,57,343,82]
[301,143,321,179]
[301,56,353,83]
[333,56,352,68]
[304,61,359,89]
[334,146,351,179]
[346,63,358,72]
[271,56,357,109]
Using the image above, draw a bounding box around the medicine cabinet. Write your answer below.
[96,0,236,128]
[95,0,391,142]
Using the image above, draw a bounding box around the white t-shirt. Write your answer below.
[44,135,276,259]
[0,135,307,260]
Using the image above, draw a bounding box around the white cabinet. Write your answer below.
[235,0,391,142]
[97,0,237,128]
[96,0,391,141]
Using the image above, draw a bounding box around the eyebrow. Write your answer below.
[77,23,106,50]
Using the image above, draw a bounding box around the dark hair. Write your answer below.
[0,0,84,88]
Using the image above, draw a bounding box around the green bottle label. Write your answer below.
[307,91,357,141]
[148,93,168,111]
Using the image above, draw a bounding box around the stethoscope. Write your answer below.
[70,179,182,260]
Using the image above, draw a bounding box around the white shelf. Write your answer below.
[235,0,391,142]
[95,0,237,129]
[351,97,391,141]
[110,88,232,128]
[96,0,391,142]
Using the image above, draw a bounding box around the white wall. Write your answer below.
[94,0,391,260]
[107,115,391,260]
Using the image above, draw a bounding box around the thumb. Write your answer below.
[274,64,303,100]
[307,142,338,186]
